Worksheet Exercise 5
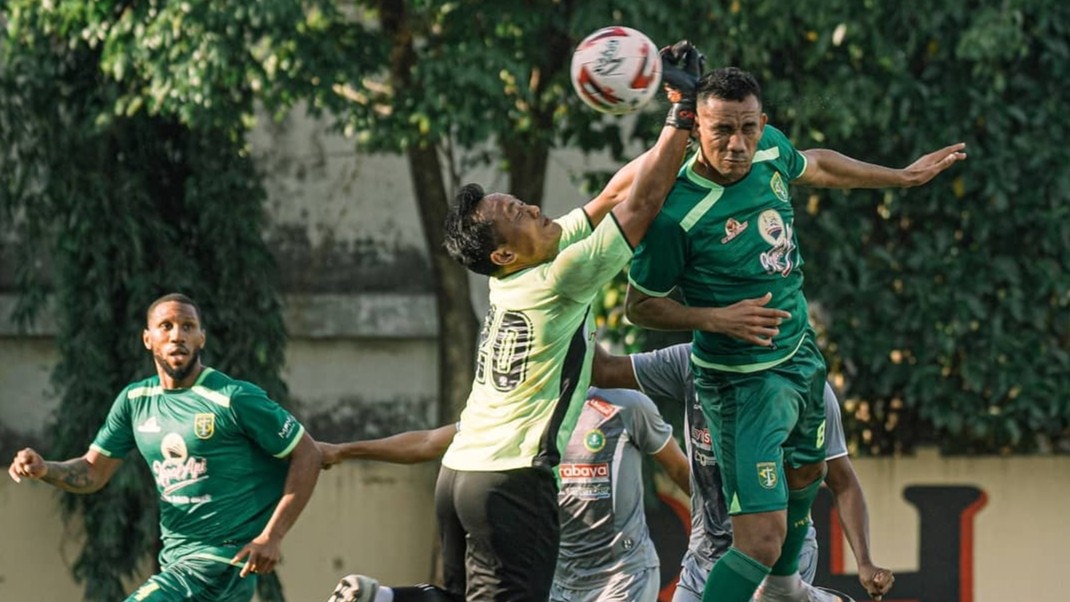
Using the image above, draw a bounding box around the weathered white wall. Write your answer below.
[3,451,1068,601]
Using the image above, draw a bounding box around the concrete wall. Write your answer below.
[2,450,1068,602]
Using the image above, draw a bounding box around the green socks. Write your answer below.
[701,547,771,602]
[771,475,824,576]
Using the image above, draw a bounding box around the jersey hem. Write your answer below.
[580,208,595,232]
[626,276,673,298]
[89,443,117,458]
[650,432,673,455]
[607,211,634,251]
[441,457,536,472]
[689,335,806,373]
[273,424,305,458]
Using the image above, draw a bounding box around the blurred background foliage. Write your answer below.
[1,0,1068,599]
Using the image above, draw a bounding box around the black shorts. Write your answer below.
[435,465,560,601]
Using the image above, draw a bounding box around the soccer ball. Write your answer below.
[570,26,661,115]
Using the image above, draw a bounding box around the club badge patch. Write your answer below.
[193,413,215,440]
[584,429,606,452]
[757,462,778,489]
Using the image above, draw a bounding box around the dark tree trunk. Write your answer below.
[381,0,479,422]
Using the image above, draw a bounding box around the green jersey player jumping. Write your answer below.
[625,67,964,602]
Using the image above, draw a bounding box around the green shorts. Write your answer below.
[126,556,255,602]
[693,333,827,515]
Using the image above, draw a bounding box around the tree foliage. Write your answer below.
[593,0,1070,455]
[3,0,1068,597]
[1,1,290,599]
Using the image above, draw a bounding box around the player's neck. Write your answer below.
[694,157,747,186]
[157,363,205,390]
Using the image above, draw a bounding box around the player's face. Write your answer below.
[143,301,206,387]
[694,94,767,185]
[478,193,562,273]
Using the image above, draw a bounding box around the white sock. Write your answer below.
[375,587,394,602]
[759,573,806,601]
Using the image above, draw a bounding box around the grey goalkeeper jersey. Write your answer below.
[631,343,847,573]
[554,387,674,589]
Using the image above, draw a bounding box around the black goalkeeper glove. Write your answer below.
[661,40,706,130]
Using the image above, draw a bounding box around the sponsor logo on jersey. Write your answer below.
[560,462,610,483]
[690,425,713,450]
[137,416,161,433]
[771,172,790,202]
[721,218,749,244]
[570,484,612,500]
[583,429,606,452]
[758,210,795,276]
[757,462,778,489]
[586,397,619,418]
[193,413,215,440]
[154,432,209,497]
[278,415,297,439]
[695,451,717,467]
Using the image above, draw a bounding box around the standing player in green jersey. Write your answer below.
[427,43,703,602]
[625,67,966,602]
[7,293,322,602]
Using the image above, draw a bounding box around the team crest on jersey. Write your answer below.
[770,172,790,202]
[758,210,796,277]
[757,462,778,489]
[584,429,606,452]
[720,218,749,244]
[193,413,215,440]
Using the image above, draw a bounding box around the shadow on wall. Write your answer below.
[298,396,437,443]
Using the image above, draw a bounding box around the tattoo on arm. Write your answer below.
[43,459,96,492]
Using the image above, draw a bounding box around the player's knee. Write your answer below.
[786,460,826,489]
[732,517,787,566]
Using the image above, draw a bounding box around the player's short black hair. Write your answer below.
[696,67,762,106]
[146,293,203,326]
[444,183,502,277]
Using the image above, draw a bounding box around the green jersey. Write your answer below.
[629,125,810,372]
[442,208,633,472]
[91,367,305,568]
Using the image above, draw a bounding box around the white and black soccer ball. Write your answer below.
[570,26,662,116]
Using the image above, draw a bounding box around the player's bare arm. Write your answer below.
[318,424,457,468]
[8,447,122,494]
[233,431,321,578]
[611,126,692,247]
[797,142,966,189]
[580,150,653,227]
[625,286,790,347]
[590,343,640,390]
[652,436,691,496]
[825,455,895,600]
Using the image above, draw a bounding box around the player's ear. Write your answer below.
[142,329,151,350]
[489,246,516,267]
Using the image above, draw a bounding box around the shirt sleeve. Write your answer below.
[89,389,137,458]
[823,382,848,460]
[546,212,633,302]
[623,391,674,455]
[630,343,693,403]
[555,208,594,250]
[767,125,808,181]
[232,387,305,459]
[627,211,687,297]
